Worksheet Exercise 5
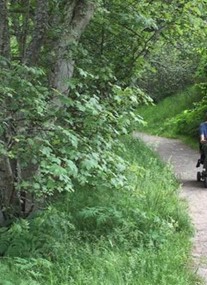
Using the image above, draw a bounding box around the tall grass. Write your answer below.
[0,137,198,285]
[137,86,202,144]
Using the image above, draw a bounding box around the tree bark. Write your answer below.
[52,0,95,108]
[0,0,10,58]
[0,0,96,223]
[24,0,49,65]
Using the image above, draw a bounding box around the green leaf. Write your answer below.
[66,159,78,177]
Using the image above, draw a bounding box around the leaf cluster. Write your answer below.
[0,57,151,214]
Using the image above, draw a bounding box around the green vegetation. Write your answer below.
[1,1,207,284]
[137,85,205,148]
[0,136,196,285]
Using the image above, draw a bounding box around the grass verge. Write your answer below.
[0,136,198,285]
[136,86,202,148]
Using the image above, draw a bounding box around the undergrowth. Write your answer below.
[137,85,203,148]
[0,136,198,285]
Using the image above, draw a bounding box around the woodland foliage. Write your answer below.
[0,1,206,284]
[0,0,207,221]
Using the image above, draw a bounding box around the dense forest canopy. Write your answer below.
[0,0,207,223]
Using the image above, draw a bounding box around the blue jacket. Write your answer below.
[200,122,207,140]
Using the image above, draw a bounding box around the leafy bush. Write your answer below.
[166,83,207,138]
[137,85,203,141]
[0,57,151,219]
[136,43,199,102]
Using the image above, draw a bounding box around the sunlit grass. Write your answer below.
[0,137,198,285]
[137,86,202,142]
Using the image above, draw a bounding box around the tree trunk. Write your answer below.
[24,0,49,65]
[52,0,95,108]
[0,0,96,224]
[0,0,10,58]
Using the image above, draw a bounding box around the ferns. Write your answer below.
[77,206,123,232]
[0,208,75,258]
[0,220,30,256]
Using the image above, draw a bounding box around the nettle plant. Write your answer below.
[0,58,148,221]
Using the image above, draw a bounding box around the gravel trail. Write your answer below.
[134,132,207,284]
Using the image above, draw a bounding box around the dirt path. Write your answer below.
[134,132,207,284]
